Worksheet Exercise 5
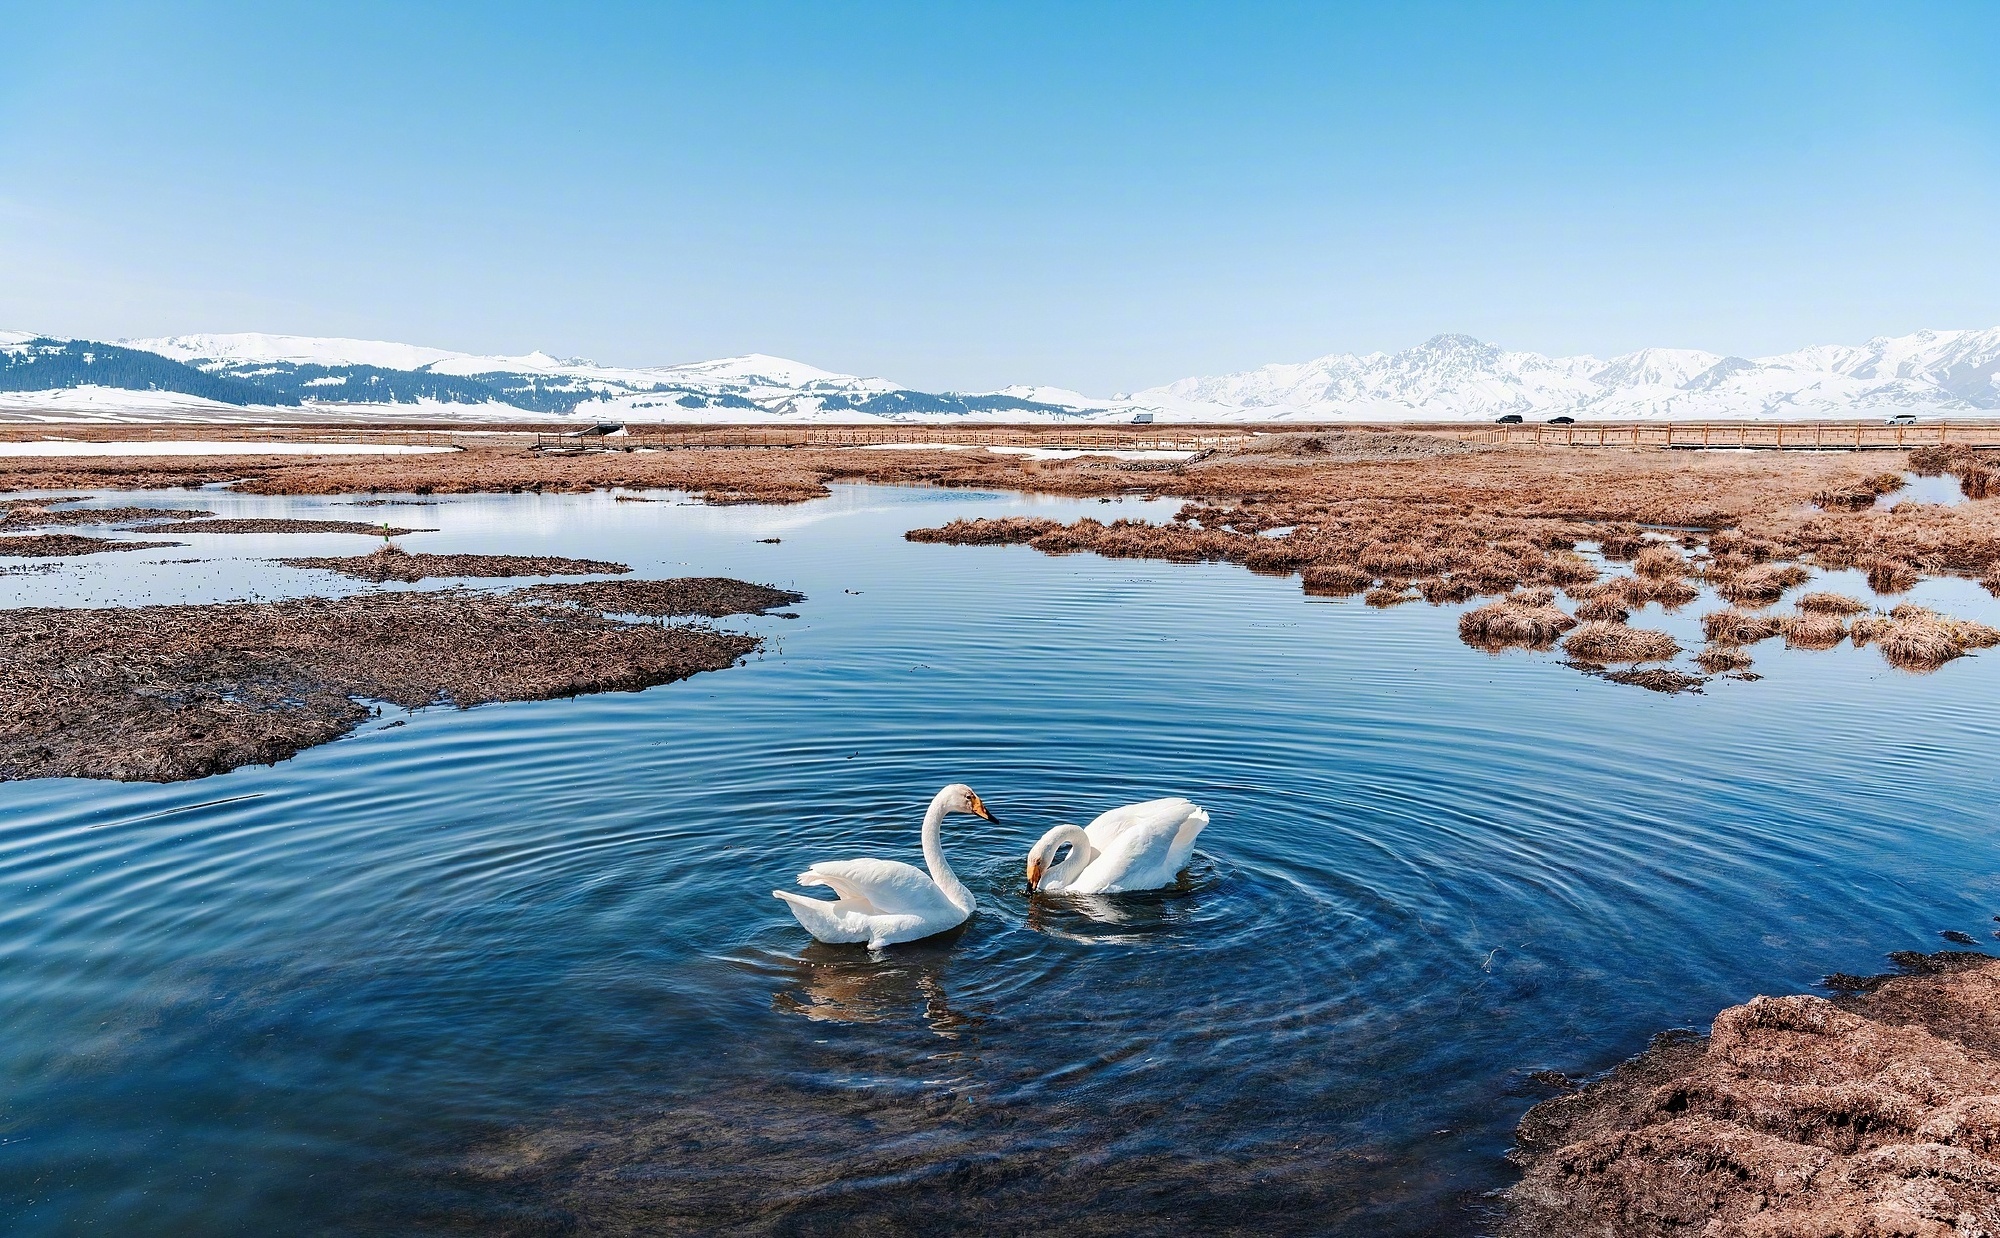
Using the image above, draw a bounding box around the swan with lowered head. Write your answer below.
[774,784,996,949]
[1026,797,1208,894]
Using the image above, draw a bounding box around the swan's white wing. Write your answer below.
[773,889,877,944]
[801,859,962,921]
[1074,799,1206,893]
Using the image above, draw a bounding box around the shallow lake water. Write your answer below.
[4,483,1998,1235]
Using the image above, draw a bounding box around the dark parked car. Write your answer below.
[1496,414,1524,424]
[1548,416,1576,424]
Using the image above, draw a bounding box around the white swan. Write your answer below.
[1025,797,1208,894]
[774,784,996,948]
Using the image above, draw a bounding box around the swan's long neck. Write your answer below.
[1047,824,1094,890]
[922,790,974,914]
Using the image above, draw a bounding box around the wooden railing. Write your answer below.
[538,425,1253,453]
[1451,421,2000,450]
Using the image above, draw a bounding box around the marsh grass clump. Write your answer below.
[1778,613,1848,650]
[1960,465,1995,500]
[1812,472,1908,511]
[1795,591,1867,615]
[1364,586,1417,607]
[1864,560,1920,594]
[1851,605,2000,670]
[1457,592,1577,650]
[1718,563,1810,605]
[1417,576,1478,604]
[1702,609,1781,645]
[1544,551,1599,586]
[1562,621,1679,664]
[1301,563,1373,596]
[1631,576,1699,610]
[1696,645,1754,673]
[1632,545,1689,578]
[1572,596,1631,624]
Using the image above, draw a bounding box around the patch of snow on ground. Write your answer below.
[0,440,458,458]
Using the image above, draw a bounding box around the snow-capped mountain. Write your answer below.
[1141,328,2000,421]
[1,332,1098,423]
[4,325,1998,423]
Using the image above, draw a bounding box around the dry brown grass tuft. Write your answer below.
[1864,560,1920,594]
[1544,551,1599,586]
[1364,586,1418,607]
[1632,545,1689,578]
[1702,609,1781,645]
[1811,472,1908,511]
[1457,593,1578,649]
[1718,563,1810,605]
[1961,466,1996,500]
[1417,576,1478,604]
[1631,576,1699,610]
[1850,604,2000,670]
[1696,645,1754,673]
[1300,563,1373,596]
[1777,612,1848,650]
[1562,621,1679,663]
[1794,591,1867,615]
[1572,596,1631,624]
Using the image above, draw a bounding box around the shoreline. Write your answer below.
[1503,949,2000,1235]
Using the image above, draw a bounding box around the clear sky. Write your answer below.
[3,1,1997,392]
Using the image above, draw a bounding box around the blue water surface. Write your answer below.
[2,483,1996,1235]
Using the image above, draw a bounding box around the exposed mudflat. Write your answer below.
[0,533,179,557]
[1504,950,2000,1237]
[0,579,801,782]
[140,517,434,535]
[282,545,632,582]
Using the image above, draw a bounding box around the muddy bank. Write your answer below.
[0,579,802,782]
[518,577,805,618]
[0,501,213,528]
[282,545,631,582]
[0,533,179,557]
[141,517,433,535]
[1504,950,2000,1236]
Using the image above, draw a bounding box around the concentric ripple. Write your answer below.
[2,484,1997,1235]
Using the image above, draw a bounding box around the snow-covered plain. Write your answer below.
[0,439,456,457]
[4,325,1998,424]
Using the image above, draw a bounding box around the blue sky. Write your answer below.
[3,1,1996,391]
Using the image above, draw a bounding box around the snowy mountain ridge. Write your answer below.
[4,325,1998,423]
[1140,327,2000,421]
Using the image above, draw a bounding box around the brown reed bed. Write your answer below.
[0,503,215,528]
[1776,612,1848,650]
[13,433,2000,693]
[0,533,179,557]
[1794,590,1867,615]
[1502,951,2000,1237]
[1300,563,1374,596]
[1695,645,1754,673]
[1561,621,1679,664]
[1810,471,1907,511]
[1851,604,2000,671]
[143,517,434,535]
[1457,591,1578,651]
[1630,544,1688,578]
[0,578,800,782]
[1715,562,1809,605]
[1700,609,1780,645]
[1571,596,1630,624]
[283,545,631,582]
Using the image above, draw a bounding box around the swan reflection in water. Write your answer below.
[770,938,985,1039]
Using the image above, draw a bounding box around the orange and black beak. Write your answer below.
[1026,856,1045,888]
[967,792,998,824]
